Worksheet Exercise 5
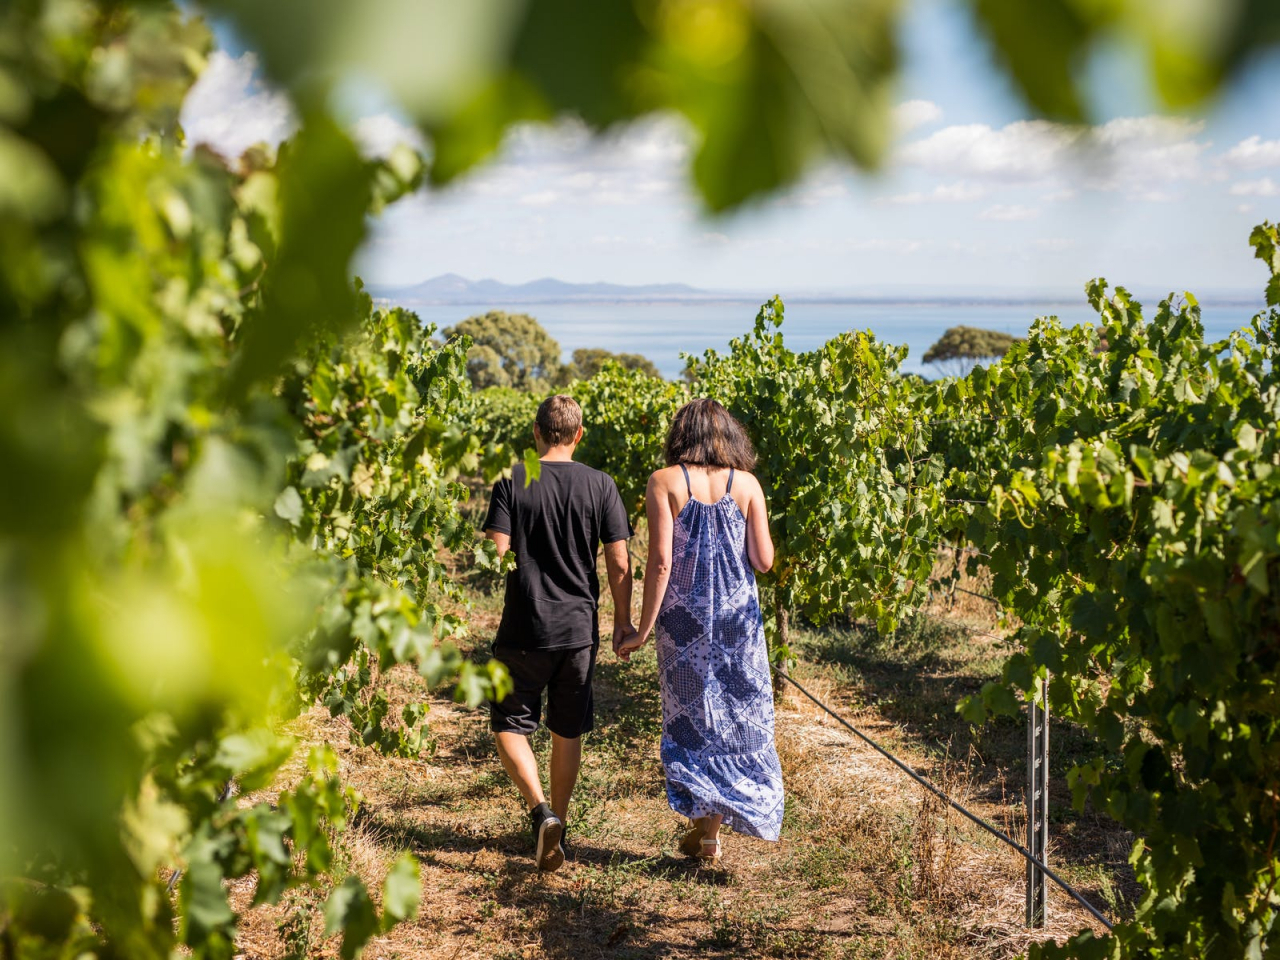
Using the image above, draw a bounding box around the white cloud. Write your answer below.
[1084,116,1207,192]
[1229,177,1279,197]
[878,181,986,205]
[610,115,692,169]
[898,115,1209,197]
[1221,136,1280,171]
[845,238,926,254]
[898,120,1074,181]
[518,190,560,206]
[180,51,296,159]
[779,167,852,207]
[764,235,925,255]
[353,113,425,158]
[498,115,690,178]
[980,203,1039,221]
[589,234,660,249]
[183,55,428,163]
[894,99,943,134]
[1033,238,1076,252]
[435,114,693,208]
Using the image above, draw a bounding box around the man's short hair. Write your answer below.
[536,395,583,446]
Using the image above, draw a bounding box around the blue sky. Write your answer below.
[186,1,1280,298]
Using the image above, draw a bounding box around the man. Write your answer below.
[482,394,634,872]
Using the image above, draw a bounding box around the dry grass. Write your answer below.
[213,547,1134,959]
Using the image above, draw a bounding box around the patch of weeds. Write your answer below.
[478,869,504,896]
[839,940,889,960]
[700,892,792,951]
[470,767,510,795]
[567,765,614,841]
[781,796,828,837]
[277,906,313,960]
[1070,862,1133,919]
[569,856,648,913]
[701,894,746,949]
[911,757,965,902]
[797,614,965,671]
[864,891,890,917]
[764,926,829,958]
[419,729,439,757]
[793,840,862,890]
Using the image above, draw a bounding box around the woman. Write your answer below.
[616,398,784,859]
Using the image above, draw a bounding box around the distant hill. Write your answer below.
[372,274,710,304]
[369,274,1266,307]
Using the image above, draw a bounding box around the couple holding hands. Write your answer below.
[482,394,784,872]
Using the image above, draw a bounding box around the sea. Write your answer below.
[410,297,1269,380]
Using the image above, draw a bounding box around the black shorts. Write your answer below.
[489,643,597,739]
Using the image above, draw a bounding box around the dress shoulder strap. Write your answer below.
[726,467,735,493]
[678,462,692,495]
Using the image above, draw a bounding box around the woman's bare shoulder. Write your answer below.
[648,465,681,489]
[736,469,764,493]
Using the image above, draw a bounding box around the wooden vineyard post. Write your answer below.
[1026,674,1049,927]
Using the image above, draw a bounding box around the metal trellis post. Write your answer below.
[1026,674,1050,927]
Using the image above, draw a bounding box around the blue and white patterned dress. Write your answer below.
[655,464,785,841]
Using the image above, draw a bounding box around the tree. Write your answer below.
[922,326,1022,378]
[567,348,661,382]
[444,311,562,391]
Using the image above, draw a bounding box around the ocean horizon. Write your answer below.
[402,296,1269,380]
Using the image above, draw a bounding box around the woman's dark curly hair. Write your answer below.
[664,398,757,471]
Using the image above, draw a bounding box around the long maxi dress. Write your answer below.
[655,464,785,840]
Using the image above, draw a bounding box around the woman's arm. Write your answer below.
[745,475,774,573]
[618,472,673,659]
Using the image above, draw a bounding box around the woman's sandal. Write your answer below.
[680,821,723,860]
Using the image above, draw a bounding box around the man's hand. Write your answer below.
[614,629,646,662]
[612,619,636,655]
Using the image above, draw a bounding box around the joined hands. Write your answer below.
[611,622,647,661]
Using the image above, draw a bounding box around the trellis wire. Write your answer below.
[774,667,1113,931]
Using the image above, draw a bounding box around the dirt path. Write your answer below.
[229,616,1117,960]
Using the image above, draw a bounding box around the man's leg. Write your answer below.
[545,644,596,827]
[549,733,582,823]
[494,731,546,812]
[490,647,552,813]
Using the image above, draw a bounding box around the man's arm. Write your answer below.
[602,539,634,646]
[482,476,512,559]
[485,529,511,559]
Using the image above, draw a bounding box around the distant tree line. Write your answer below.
[444,311,1025,391]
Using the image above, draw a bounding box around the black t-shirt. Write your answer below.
[483,460,633,650]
